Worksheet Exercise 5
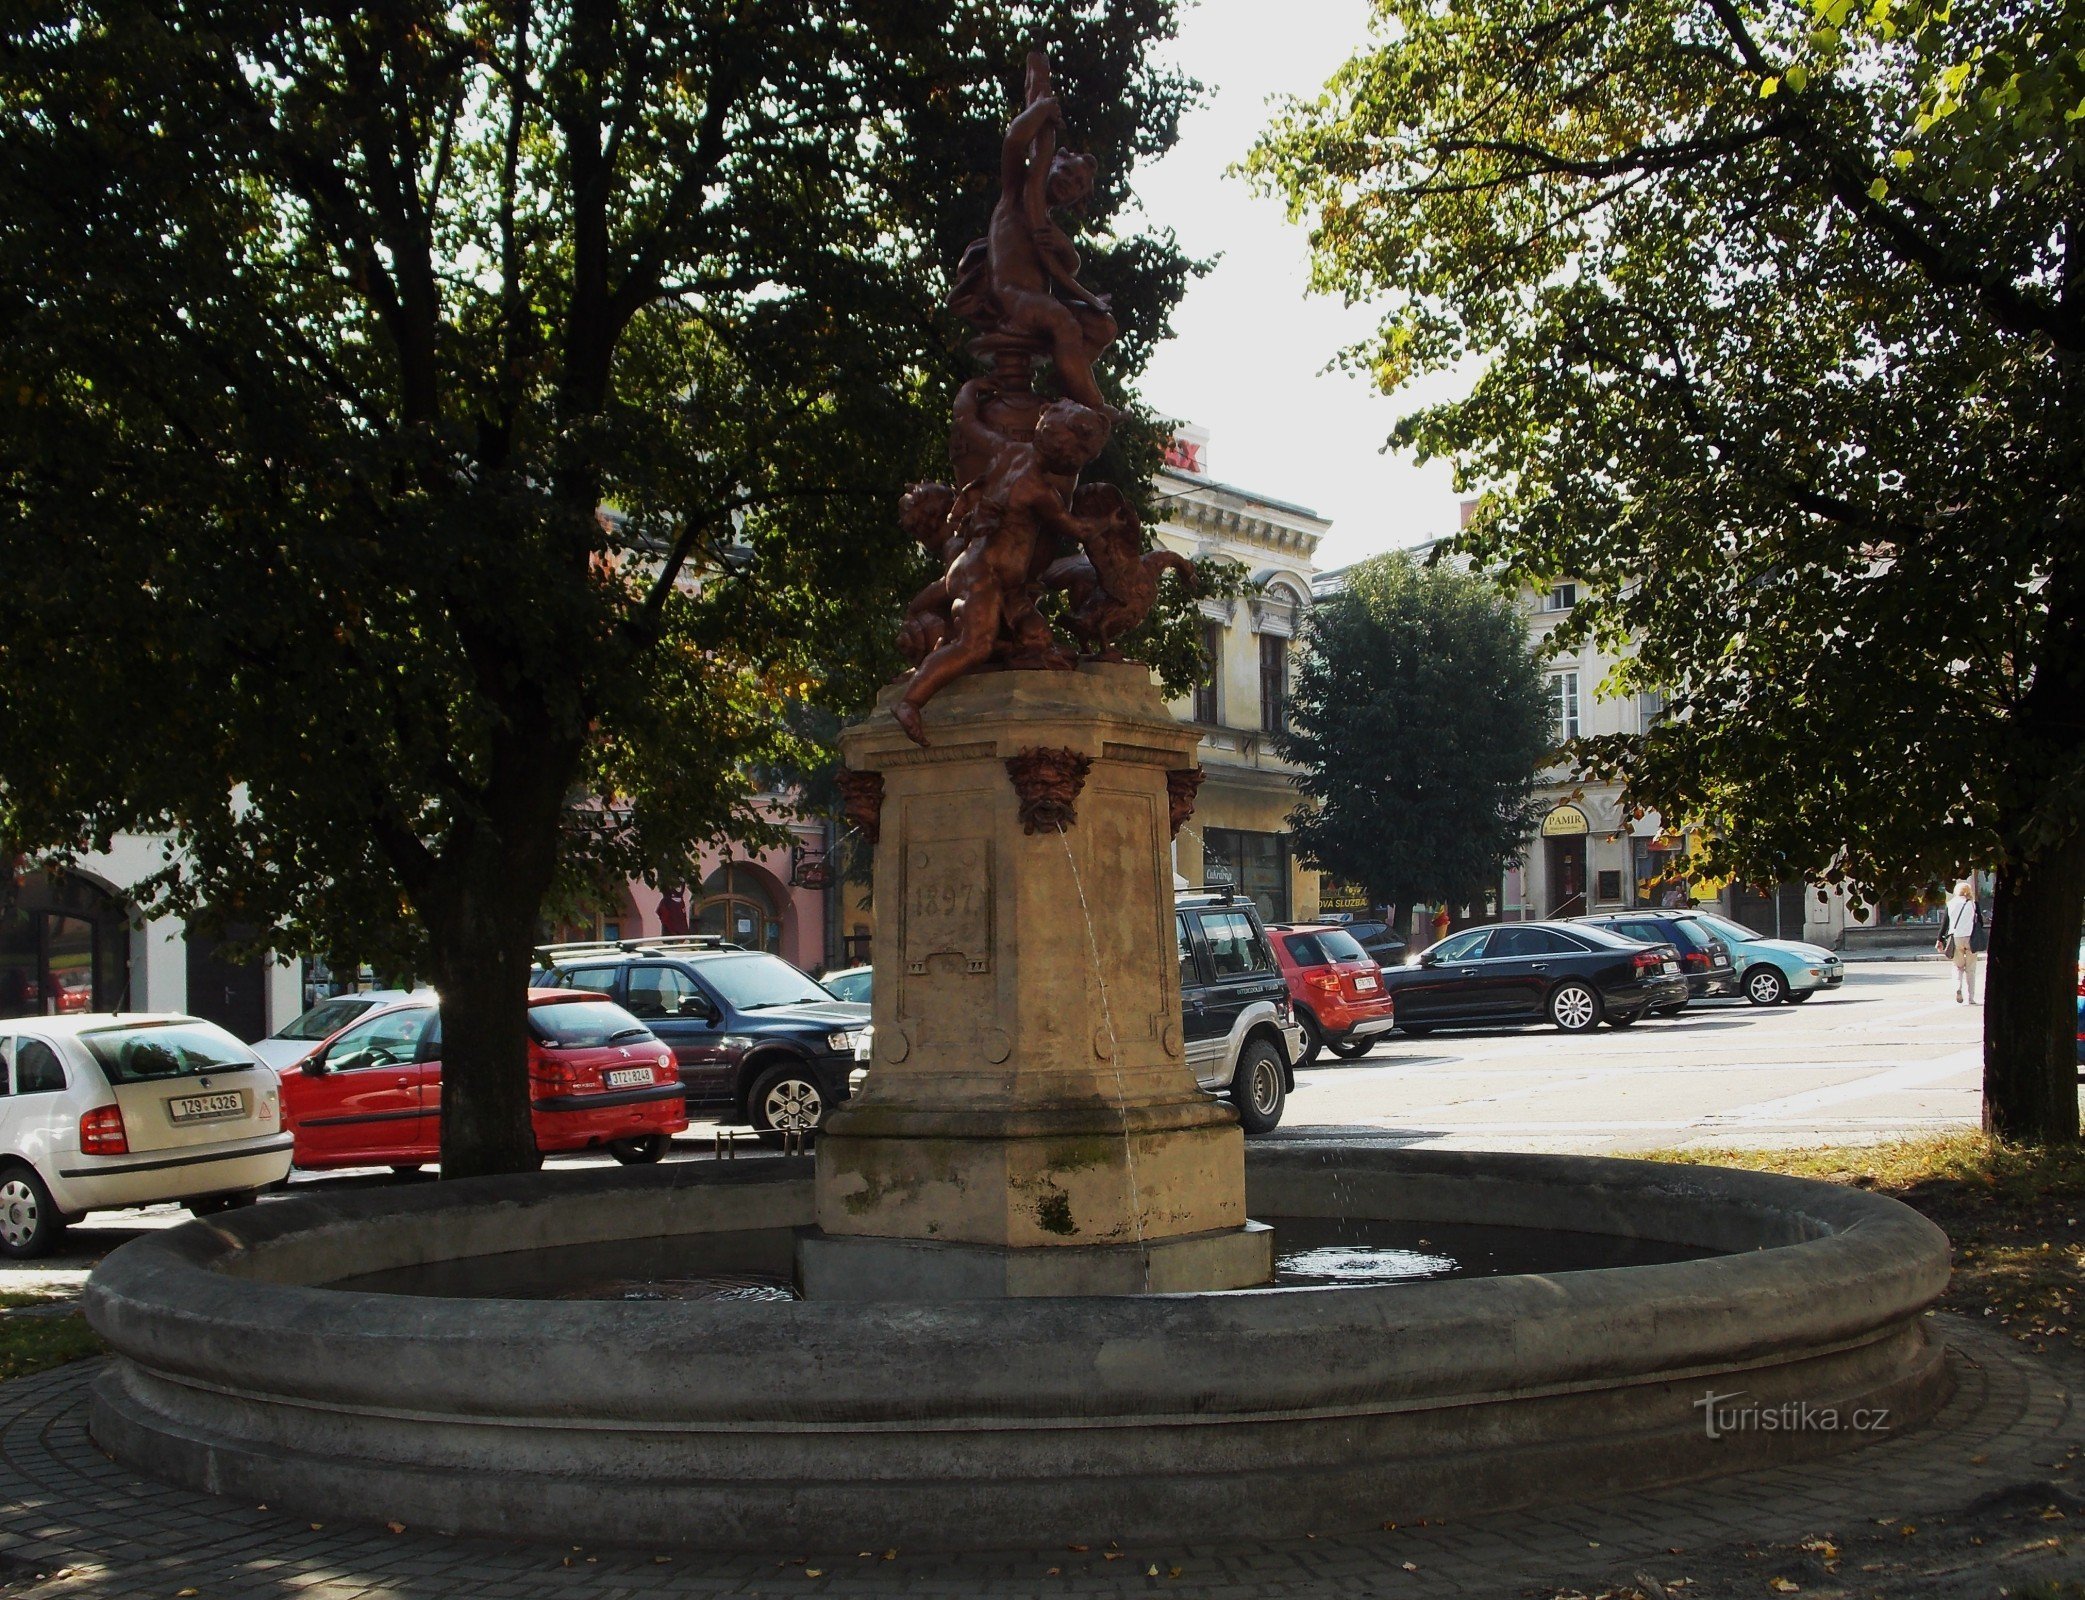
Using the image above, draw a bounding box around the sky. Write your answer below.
[1124,0,1471,568]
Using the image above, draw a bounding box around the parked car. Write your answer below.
[1570,910,1737,1005]
[534,937,866,1140]
[279,990,688,1170]
[1266,923,1397,1065]
[250,989,426,1069]
[1,1014,294,1258]
[1381,921,1688,1035]
[1679,911,1845,1006]
[821,965,872,1005]
[1177,892,1307,1134]
[1330,916,1410,968]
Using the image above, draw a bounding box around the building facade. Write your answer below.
[1150,435,1326,924]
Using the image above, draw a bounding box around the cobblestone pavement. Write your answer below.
[2,1318,2081,1599]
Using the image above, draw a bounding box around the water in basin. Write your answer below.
[328,1217,1715,1302]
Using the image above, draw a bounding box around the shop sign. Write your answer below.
[1319,877,1371,914]
[1539,803,1590,838]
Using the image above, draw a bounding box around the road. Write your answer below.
[3,960,2002,1296]
[1285,958,1988,1153]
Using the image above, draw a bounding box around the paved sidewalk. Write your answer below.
[2,1317,2081,1599]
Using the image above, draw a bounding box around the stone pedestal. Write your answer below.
[795,664,1269,1299]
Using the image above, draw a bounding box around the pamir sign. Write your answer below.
[1540,803,1590,837]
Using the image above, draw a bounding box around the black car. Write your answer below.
[1380,920,1688,1034]
[1571,911,1737,1004]
[1331,915,1410,967]
[534,937,867,1138]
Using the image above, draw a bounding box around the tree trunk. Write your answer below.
[1983,825,2085,1146]
[420,848,553,1180]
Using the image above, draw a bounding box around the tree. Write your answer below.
[0,1,1198,1176]
[1278,552,1550,916]
[1249,0,2085,1142]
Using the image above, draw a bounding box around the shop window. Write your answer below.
[1202,828,1291,922]
[697,864,783,954]
[0,870,131,1020]
[1596,869,1624,905]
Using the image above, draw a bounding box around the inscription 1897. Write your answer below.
[904,838,992,974]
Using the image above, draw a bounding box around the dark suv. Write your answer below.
[1570,911,1737,1007]
[1176,892,1307,1134]
[533,937,868,1139]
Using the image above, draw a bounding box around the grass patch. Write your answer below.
[0,1295,102,1382]
[1649,1132,2085,1355]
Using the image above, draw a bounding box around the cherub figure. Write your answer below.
[1040,483,1198,659]
[947,53,1118,418]
[894,480,967,667]
[893,399,1112,746]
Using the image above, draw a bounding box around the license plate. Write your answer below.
[168,1091,243,1124]
[1662,960,1679,974]
[1352,975,1378,992]
[604,1067,654,1089]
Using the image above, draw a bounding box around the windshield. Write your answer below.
[700,953,832,1011]
[529,1000,655,1049]
[1691,913,1756,946]
[275,996,376,1042]
[823,969,872,1004]
[83,1021,259,1083]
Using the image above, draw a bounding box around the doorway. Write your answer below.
[1545,835,1588,918]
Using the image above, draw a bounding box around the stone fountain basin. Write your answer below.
[84,1144,1951,1550]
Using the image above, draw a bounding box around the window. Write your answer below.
[557,964,625,994]
[1548,672,1580,742]
[1202,828,1292,921]
[530,1001,652,1048]
[1596,869,1624,904]
[1429,929,1491,962]
[1192,622,1222,725]
[81,1021,257,1084]
[1176,914,1200,990]
[1639,689,1668,734]
[625,965,699,1020]
[0,1039,10,1095]
[321,1009,433,1071]
[1258,633,1289,734]
[13,1039,64,1095]
[696,953,828,1011]
[1197,911,1274,978]
[1539,583,1578,612]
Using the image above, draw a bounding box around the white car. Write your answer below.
[0,1014,294,1258]
[249,989,427,1069]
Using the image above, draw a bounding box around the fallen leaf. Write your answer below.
[308,1525,322,1532]
[805,1569,823,1578]
[1169,1566,1182,1578]
[1045,1567,1060,1577]
[1401,1561,1419,1572]
[1067,1544,1088,1554]
[1768,1581,1800,1595]
[1146,1564,1160,1577]
[882,1549,897,1561]
[175,1591,198,1598]
[1103,1551,1123,1561]
[653,1554,672,1562]
[385,1522,405,1534]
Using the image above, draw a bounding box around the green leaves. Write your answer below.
[1277,552,1551,910]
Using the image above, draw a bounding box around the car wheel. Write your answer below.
[1786,990,1814,1004]
[1296,1010,1324,1068]
[1229,1037,1287,1135]
[1744,966,1787,1006]
[608,1134,669,1165]
[1549,982,1602,1034]
[750,1061,825,1145]
[0,1165,64,1260]
[1328,1036,1374,1059]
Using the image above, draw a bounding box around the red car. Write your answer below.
[1267,924,1398,1065]
[279,989,688,1170]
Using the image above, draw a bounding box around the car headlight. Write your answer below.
[854,1026,875,1063]
[828,1031,859,1053]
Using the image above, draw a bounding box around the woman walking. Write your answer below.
[1942,879,1984,1005]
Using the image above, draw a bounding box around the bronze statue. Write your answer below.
[889,51,1190,746]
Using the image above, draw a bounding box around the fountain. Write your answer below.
[84,50,1952,1551]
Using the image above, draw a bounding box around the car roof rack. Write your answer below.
[533,934,744,962]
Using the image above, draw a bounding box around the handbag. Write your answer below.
[1970,907,1989,954]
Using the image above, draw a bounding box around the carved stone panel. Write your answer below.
[903,837,993,976]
